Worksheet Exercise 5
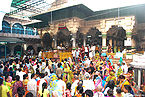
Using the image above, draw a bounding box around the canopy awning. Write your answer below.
[0,37,25,43]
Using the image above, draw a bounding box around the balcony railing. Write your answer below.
[0,26,40,39]
[0,26,40,38]
[0,33,40,39]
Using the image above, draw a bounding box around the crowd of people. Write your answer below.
[0,46,145,97]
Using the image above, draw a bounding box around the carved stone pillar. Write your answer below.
[49,24,59,49]
[109,39,112,46]
[24,44,28,51]
[126,29,133,48]
[131,38,136,48]
[72,33,76,48]
[124,16,135,49]
[23,26,26,35]
[83,34,86,47]
[66,18,79,48]
[114,40,116,47]
[53,35,57,49]
[102,32,107,50]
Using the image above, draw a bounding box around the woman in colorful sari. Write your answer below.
[94,71,102,93]
[116,63,123,77]
[12,75,23,97]
[102,76,107,88]
[108,61,113,73]
[48,73,58,97]
[103,70,109,79]
[3,75,13,97]
[104,71,116,89]
[81,46,85,59]
[63,63,73,84]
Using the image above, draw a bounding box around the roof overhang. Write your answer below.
[0,37,25,43]
[25,4,94,28]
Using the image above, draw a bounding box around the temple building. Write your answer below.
[1,0,145,56]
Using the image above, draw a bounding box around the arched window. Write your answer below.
[2,21,11,33]
[25,27,34,35]
[12,23,24,34]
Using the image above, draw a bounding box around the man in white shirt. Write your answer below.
[27,73,37,97]
[121,61,128,74]
[41,60,46,73]
[83,73,95,91]
[85,58,91,68]
[17,68,26,81]
[56,75,66,97]
[75,49,80,64]
[44,66,50,76]
[85,46,89,56]
[38,73,47,91]
[38,50,42,58]
[33,64,37,74]
[91,45,96,57]
[72,49,76,62]
[71,75,79,96]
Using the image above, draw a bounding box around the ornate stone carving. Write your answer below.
[49,23,59,35]
[66,18,79,33]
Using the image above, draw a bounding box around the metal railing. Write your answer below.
[0,26,39,38]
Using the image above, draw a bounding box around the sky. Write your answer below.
[1,0,145,12]
[81,0,145,11]
[1,0,145,19]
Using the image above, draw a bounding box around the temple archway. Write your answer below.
[107,25,126,51]
[14,45,24,55]
[42,33,53,50]
[57,27,72,48]
[86,27,102,46]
